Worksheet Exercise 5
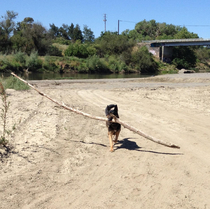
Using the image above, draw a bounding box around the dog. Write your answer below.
[105,104,121,152]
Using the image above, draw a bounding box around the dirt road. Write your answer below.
[1,73,210,208]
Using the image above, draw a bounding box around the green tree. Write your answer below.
[49,23,60,38]
[172,46,196,69]
[83,25,95,43]
[123,46,158,73]
[156,23,180,40]
[195,47,210,63]
[0,10,18,37]
[72,24,83,42]
[31,23,51,55]
[133,20,199,41]
[132,46,158,73]
[95,31,134,56]
[0,10,18,53]
[59,24,70,40]
[0,26,9,52]
[135,19,158,40]
[174,27,199,39]
[12,18,51,55]
[55,23,83,42]
[122,29,144,41]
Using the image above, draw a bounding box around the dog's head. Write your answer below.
[105,104,119,121]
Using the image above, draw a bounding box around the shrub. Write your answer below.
[118,62,130,73]
[172,46,196,69]
[78,62,88,73]
[0,57,13,72]
[95,32,135,56]
[65,42,96,58]
[42,56,59,72]
[53,37,71,45]
[131,46,158,73]
[108,57,127,73]
[86,55,109,73]
[47,45,62,56]
[52,43,69,56]
[14,51,26,65]
[26,51,42,71]
[108,60,119,72]
[160,64,178,74]
[87,45,96,56]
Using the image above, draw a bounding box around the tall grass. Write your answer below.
[0,76,30,91]
[0,76,29,147]
[0,82,9,146]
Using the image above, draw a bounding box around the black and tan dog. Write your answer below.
[105,104,121,152]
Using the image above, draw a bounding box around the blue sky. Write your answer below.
[1,0,210,39]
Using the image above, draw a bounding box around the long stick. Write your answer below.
[11,72,180,149]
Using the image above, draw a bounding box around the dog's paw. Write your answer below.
[110,148,114,152]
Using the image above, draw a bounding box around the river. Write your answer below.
[15,72,154,80]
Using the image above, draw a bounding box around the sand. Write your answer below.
[1,73,210,209]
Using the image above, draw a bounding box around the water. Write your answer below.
[16,72,154,80]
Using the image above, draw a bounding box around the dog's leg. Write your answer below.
[114,130,120,144]
[108,132,114,152]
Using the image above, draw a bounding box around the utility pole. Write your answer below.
[118,20,121,35]
[103,14,107,32]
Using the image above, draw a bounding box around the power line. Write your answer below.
[120,20,137,24]
[118,20,137,35]
[183,25,210,27]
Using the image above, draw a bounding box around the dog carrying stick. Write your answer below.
[11,72,180,149]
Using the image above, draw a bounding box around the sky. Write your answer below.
[1,0,210,39]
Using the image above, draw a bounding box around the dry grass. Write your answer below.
[52,43,69,55]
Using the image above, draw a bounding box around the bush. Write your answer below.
[108,56,127,73]
[26,51,42,71]
[118,62,130,73]
[53,37,71,45]
[95,32,135,57]
[172,46,196,69]
[77,62,88,73]
[0,57,13,72]
[108,57,120,73]
[159,64,178,74]
[14,51,26,65]
[86,55,109,73]
[195,47,210,64]
[42,56,59,72]
[47,45,62,56]
[131,46,158,73]
[65,42,96,58]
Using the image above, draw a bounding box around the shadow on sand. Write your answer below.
[115,138,183,155]
[69,138,183,155]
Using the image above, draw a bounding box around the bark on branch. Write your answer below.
[11,72,180,149]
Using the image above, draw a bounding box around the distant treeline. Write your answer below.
[1,10,210,74]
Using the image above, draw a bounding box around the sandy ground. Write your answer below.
[1,73,210,209]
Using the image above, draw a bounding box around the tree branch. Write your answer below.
[11,72,180,149]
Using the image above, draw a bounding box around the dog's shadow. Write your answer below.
[116,138,141,150]
[115,138,142,150]
[115,138,183,155]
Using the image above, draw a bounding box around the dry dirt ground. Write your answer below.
[1,73,210,209]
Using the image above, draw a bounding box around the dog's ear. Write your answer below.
[114,105,118,113]
[105,105,109,116]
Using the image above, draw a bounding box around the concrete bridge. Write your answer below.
[142,38,210,62]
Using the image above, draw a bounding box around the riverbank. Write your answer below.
[1,73,210,208]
